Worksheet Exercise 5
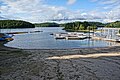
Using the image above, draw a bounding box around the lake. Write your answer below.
[1,27,118,49]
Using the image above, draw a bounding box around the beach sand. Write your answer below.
[0,41,120,80]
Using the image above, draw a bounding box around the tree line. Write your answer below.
[34,22,60,27]
[34,21,104,30]
[61,21,104,31]
[0,20,35,28]
[105,21,120,28]
[34,21,105,32]
[0,20,119,29]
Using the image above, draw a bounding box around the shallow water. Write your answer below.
[2,27,118,49]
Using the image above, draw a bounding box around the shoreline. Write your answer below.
[1,42,120,80]
[4,41,120,50]
[1,39,120,49]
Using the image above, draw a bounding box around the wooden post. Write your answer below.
[88,26,90,38]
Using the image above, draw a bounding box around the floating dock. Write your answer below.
[6,30,43,34]
[53,32,88,40]
[92,28,120,42]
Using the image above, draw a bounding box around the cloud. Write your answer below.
[0,0,83,23]
[67,0,76,5]
[100,0,119,5]
[0,0,67,22]
[94,0,120,10]
[0,0,120,23]
[0,16,8,20]
[89,0,120,22]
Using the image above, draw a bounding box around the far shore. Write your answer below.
[0,41,120,80]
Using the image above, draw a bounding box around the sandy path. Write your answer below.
[0,46,120,80]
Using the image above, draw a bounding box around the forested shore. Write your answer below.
[0,20,120,30]
[0,20,35,28]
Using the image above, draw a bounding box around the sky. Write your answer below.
[0,0,120,23]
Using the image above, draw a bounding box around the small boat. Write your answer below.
[0,33,14,41]
[55,36,65,39]
[54,33,66,39]
[65,35,87,40]
[114,39,120,42]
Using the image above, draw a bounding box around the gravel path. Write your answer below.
[0,46,120,80]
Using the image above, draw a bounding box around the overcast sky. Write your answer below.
[0,0,120,23]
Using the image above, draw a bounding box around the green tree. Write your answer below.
[79,24,85,30]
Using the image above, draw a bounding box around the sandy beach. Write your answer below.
[0,41,120,80]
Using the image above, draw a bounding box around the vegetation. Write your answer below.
[105,21,120,28]
[1,19,119,30]
[34,22,60,27]
[61,21,104,32]
[34,21,106,32]
[0,20,35,29]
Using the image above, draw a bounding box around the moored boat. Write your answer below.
[0,33,14,41]
[65,35,87,40]
[53,32,87,40]
[54,33,66,39]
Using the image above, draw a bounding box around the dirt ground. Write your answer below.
[0,41,120,80]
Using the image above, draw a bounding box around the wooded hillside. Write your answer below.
[0,20,35,28]
[105,21,120,28]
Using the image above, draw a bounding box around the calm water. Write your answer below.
[1,27,117,49]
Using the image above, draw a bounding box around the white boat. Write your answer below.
[54,32,87,40]
[65,35,87,40]
[54,33,66,39]
[55,35,65,39]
